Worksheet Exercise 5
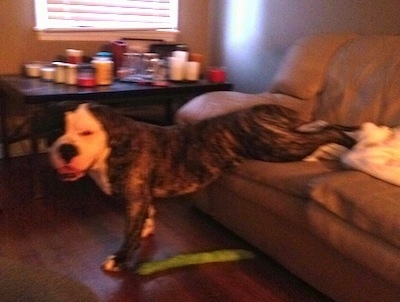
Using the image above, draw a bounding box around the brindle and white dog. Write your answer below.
[48,102,355,272]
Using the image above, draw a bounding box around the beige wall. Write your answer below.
[0,0,210,75]
[210,0,400,93]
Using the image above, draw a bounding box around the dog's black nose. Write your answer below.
[58,143,78,163]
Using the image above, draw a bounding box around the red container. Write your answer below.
[66,49,83,64]
[207,67,226,83]
[77,65,96,87]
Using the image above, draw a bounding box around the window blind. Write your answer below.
[36,0,178,30]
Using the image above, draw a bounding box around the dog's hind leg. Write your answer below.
[102,193,152,272]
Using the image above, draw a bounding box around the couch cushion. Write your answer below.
[231,160,342,198]
[309,170,400,249]
[232,159,400,250]
[315,35,400,127]
[210,170,400,287]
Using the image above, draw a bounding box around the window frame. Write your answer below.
[33,0,179,42]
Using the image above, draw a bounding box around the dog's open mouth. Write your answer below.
[59,172,83,181]
[57,166,85,181]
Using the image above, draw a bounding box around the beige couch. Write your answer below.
[175,34,400,301]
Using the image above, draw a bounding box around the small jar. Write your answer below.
[77,64,96,87]
[40,66,55,81]
[24,62,43,78]
[64,63,78,85]
[53,62,66,84]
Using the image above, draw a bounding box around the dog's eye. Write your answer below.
[79,130,94,136]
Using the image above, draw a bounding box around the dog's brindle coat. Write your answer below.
[49,102,355,272]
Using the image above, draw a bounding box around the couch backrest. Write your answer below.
[315,35,400,127]
[270,33,358,100]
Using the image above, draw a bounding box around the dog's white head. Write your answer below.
[49,103,111,194]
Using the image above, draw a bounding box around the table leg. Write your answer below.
[29,104,48,200]
[165,99,174,125]
[0,90,9,159]
[29,104,44,156]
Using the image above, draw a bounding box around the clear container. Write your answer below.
[141,53,159,80]
[118,52,143,79]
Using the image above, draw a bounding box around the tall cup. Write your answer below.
[172,50,189,62]
[185,61,200,81]
[111,40,128,76]
[168,57,185,81]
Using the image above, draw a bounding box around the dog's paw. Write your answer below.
[141,205,156,238]
[141,217,155,238]
[101,255,124,272]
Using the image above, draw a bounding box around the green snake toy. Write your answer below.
[136,249,256,276]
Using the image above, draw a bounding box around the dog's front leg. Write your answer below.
[102,194,152,272]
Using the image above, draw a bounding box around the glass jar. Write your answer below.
[118,52,142,79]
[141,53,159,80]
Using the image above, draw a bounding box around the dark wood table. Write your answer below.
[0,75,232,159]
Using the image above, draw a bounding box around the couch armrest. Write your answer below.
[175,91,313,124]
[175,91,268,124]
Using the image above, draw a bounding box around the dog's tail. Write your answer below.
[297,120,359,133]
[296,121,358,149]
[326,126,357,149]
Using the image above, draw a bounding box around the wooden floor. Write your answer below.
[0,155,332,302]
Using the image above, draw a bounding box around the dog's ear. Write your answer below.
[46,101,78,125]
[85,103,130,136]
[43,101,84,144]
[86,103,135,153]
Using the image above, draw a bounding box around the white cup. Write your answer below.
[172,50,189,62]
[185,61,200,81]
[168,57,185,81]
